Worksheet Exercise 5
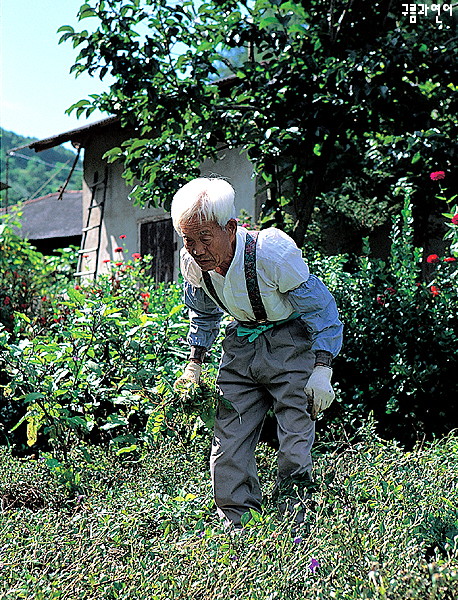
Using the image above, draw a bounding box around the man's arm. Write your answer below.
[286,274,343,366]
[184,281,224,363]
[174,283,223,389]
[287,275,343,418]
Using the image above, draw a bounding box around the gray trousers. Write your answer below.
[210,318,316,526]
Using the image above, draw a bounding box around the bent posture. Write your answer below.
[171,178,343,528]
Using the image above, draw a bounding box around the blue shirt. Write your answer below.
[184,274,343,357]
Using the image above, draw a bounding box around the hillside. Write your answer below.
[0,128,83,207]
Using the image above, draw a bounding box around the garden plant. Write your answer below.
[0,180,457,598]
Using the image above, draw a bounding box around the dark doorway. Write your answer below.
[139,218,175,283]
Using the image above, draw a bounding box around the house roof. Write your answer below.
[1,190,83,240]
[26,75,239,153]
[28,116,121,152]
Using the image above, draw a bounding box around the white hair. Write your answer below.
[171,177,236,235]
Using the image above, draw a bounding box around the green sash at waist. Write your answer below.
[236,312,300,342]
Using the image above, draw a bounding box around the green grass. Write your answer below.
[1,421,458,599]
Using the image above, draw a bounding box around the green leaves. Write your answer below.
[58,0,457,247]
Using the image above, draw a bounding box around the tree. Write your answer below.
[61,0,458,247]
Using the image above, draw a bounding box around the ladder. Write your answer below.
[75,167,108,279]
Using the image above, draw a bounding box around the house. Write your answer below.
[0,190,83,254]
[27,116,258,283]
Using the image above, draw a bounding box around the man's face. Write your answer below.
[181,217,237,273]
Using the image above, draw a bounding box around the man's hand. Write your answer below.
[174,361,202,390]
[304,366,335,420]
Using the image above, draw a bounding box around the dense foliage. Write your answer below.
[318,192,458,446]
[0,209,77,333]
[1,424,458,599]
[0,128,83,207]
[1,186,457,459]
[61,0,458,246]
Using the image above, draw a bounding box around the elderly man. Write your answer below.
[171,177,343,529]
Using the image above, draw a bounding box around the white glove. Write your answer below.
[304,366,335,419]
[174,362,202,390]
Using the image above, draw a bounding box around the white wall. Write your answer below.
[199,147,257,221]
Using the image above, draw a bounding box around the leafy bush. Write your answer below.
[312,192,458,446]
[0,211,78,453]
[0,209,77,333]
[1,185,457,461]
[0,250,225,473]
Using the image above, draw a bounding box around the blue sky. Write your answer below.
[1,0,111,142]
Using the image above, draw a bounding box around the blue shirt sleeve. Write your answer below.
[287,275,343,357]
[184,281,224,349]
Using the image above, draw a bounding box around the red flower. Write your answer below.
[140,292,150,299]
[3,297,11,305]
[119,234,127,239]
[444,257,457,262]
[385,287,396,294]
[132,253,142,260]
[426,254,440,263]
[115,262,123,266]
[103,259,111,263]
[430,285,440,297]
[115,247,123,253]
[376,295,385,306]
[452,214,458,225]
[74,285,81,290]
[430,171,445,181]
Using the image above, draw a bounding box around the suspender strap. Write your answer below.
[244,231,268,322]
[201,270,228,313]
[201,230,268,322]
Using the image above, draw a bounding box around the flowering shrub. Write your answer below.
[0,210,77,333]
[0,260,188,456]
[312,195,458,446]
[1,189,457,456]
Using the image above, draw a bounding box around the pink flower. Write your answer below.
[115,247,123,253]
[444,257,456,262]
[119,234,127,239]
[426,254,440,263]
[385,287,396,294]
[452,214,458,225]
[430,171,445,181]
[3,297,11,305]
[132,253,142,260]
[377,295,385,306]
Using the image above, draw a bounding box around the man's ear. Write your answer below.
[226,218,238,236]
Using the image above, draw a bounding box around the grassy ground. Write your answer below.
[1,421,458,600]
